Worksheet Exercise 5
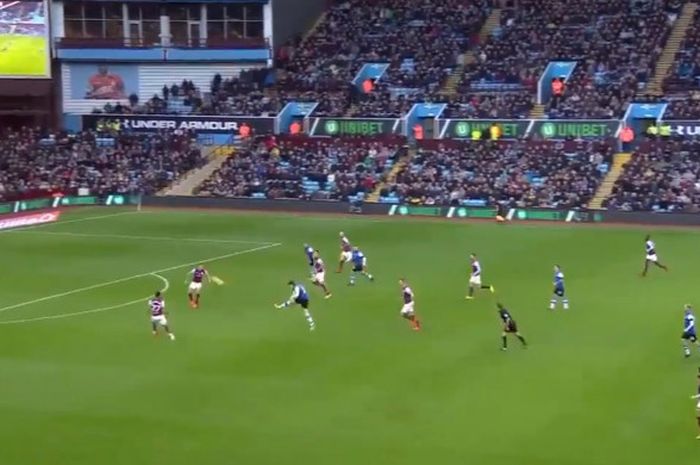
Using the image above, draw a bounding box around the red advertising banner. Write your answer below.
[0,211,61,231]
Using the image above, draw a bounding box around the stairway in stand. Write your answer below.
[438,8,501,97]
[366,148,415,203]
[587,153,632,210]
[644,2,697,96]
[159,145,235,197]
[529,103,545,119]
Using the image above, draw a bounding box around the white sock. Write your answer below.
[304,309,316,331]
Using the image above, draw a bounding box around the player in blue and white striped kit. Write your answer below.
[349,247,374,286]
[549,265,569,310]
[275,281,316,331]
[682,305,698,358]
[303,244,315,276]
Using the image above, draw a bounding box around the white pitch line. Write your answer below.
[152,273,170,293]
[0,242,281,314]
[0,273,170,325]
[0,210,145,235]
[10,230,277,245]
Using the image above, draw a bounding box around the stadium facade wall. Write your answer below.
[139,196,700,227]
[62,63,262,114]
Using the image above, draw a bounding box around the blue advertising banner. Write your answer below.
[69,64,139,100]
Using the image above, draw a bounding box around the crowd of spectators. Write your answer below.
[381,139,612,208]
[442,92,534,118]
[664,7,700,95]
[99,70,285,117]
[462,0,678,119]
[605,138,700,212]
[196,136,401,200]
[274,0,490,116]
[0,127,205,201]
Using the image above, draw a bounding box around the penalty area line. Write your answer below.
[9,230,278,246]
[0,273,169,325]
[0,210,146,236]
[0,242,281,315]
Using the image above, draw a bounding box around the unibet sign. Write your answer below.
[313,118,398,136]
[536,121,618,139]
[322,119,385,136]
[449,120,527,139]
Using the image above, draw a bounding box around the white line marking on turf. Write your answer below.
[0,242,281,314]
[0,210,145,235]
[11,230,277,245]
[152,273,170,293]
[0,273,169,325]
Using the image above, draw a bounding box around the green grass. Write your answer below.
[0,207,698,465]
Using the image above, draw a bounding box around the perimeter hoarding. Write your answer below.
[309,118,401,136]
[82,114,275,135]
[439,120,529,139]
[533,120,620,139]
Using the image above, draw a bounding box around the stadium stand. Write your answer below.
[461,0,677,118]
[195,136,403,200]
[664,7,700,95]
[0,128,205,202]
[604,138,700,212]
[379,139,613,208]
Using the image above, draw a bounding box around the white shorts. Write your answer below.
[646,254,658,262]
[189,282,203,293]
[151,315,168,326]
[400,302,415,316]
[469,275,482,287]
[341,251,352,263]
[314,271,326,284]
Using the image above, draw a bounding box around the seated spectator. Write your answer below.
[462,0,674,119]
[0,127,205,201]
[664,8,700,94]
[384,138,612,208]
[605,138,700,212]
[196,136,401,201]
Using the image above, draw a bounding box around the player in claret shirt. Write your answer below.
[466,253,494,300]
[311,250,332,299]
[148,291,175,341]
[336,231,353,273]
[187,265,211,309]
[399,278,421,331]
[691,368,700,439]
[642,235,668,276]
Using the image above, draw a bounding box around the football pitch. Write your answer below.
[0,207,698,465]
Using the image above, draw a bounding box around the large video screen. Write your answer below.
[0,0,49,78]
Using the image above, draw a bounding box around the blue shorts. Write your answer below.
[295,298,309,309]
[352,264,364,272]
[682,331,697,342]
[553,287,565,297]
